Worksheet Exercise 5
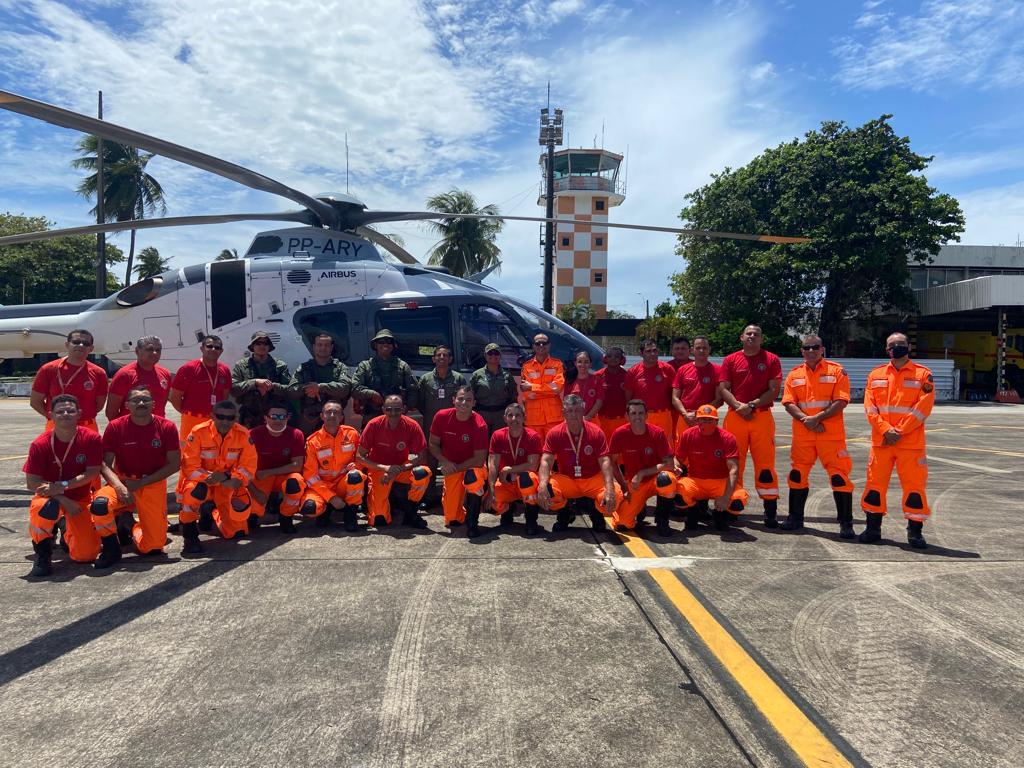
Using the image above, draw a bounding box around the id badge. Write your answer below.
[211,395,217,405]
[437,387,445,399]
[574,465,582,478]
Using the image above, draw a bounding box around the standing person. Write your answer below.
[429,386,490,537]
[106,336,173,419]
[486,403,544,535]
[668,336,692,373]
[672,335,722,430]
[625,338,676,441]
[417,345,467,501]
[564,350,603,421]
[289,333,353,436]
[357,394,431,529]
[519,333,564,438]
[177,401,257,553]
[717,324,783,527]
[609,400,676,535]
[169,335,233,439]
[859,332,935,549]
[353,329,417,429]
[231,331,292,429]
[23,395,108,577]
[781,334,855,537]
[95,385,180,558]
[247,400,306,534]
[471,343,518,435]
[536,394,621,533]
[31,329,108,432]
[674,405,748,532]
[595,346,628,441]
[300,400,365,532]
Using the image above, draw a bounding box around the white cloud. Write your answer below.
[957,181,1024,246]
[927,148,1024,181]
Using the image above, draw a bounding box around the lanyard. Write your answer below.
[508,431,523,464]
[50,431,76,476]
[202,363,219,393]
[568,426,585,470]
[56,359,86,393]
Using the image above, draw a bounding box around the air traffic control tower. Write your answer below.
[539,147,626,318]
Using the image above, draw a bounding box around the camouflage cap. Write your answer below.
[371,328,397,348]
[484,343,501,354]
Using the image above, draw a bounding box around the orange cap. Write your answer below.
[695,404,718,419]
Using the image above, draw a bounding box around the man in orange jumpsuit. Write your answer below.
[178,400,257,553]
[717,324,783,527]
[169,334,232,439]
[537,394,621,533]
[300,400,365,532]
[23,394,109,577]
[357,394,431,529]
[625,338,676,442]
[31,328,108,432]
[860,332,935,549]
[95,385,181,559]
[429,385,490,537]
[609,400,676,535]
[519,333,564,438]
[248,400,306,534]
[674,405,748,533]
[486,402,544,536]
[595,346,628,441]
[781,334,854,537]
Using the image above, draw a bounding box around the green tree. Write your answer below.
[216,248,239,261]
[556,299,597,335]
[674,116,964,354]
[1,212,124,304]
[72,136,167,286]
[635,315,688,352]
[134,246,171,280]
[425,189,503,277]
[605,309,636,319]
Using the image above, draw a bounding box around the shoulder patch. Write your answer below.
[927,373,934,382]
[922,382,934,393]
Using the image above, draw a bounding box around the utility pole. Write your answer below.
[538,100,563,314]
[95,90,106,298]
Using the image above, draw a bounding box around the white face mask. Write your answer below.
[266,418,289,435]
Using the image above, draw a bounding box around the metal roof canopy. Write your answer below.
[916,275,1024,316]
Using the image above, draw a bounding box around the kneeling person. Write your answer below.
[487,402,544,535]
[675,405,748,531]
[249,400,306,534]
[300,400,365,532]
[609,400,676,535]
[429,386,489,537]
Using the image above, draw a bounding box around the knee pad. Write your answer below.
[729,498,745,513]
[284,477,302,494]
[347,470,363,485]
[39,498,61,521]
[230,497,250,513]
[789,469,801,483]
[863,490,882,506]
[463,468,486,496]
[90,496,110,515]
[757,469,775,484]
[655,471,673,489]
[905,492,924,510]
[829,474,845,488]
[411,466,430,481]
[517,472,533,489]
[463,468,479,485]
[301,499,317,515]
[190,482,209,501]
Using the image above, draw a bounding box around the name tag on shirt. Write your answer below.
[820,375,837,383]
[317,448,332,458]
[437,388,445,399]
[574,465,582,478]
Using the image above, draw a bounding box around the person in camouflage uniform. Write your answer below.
[231,331,292,429]
[416,345,467,504]
[470,343,518,434]
[353,329,418,429]
[288,333,353,436]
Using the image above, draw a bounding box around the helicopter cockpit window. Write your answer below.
[458,303,530,370]
[506,299,605,370]
[294,309,350,362]
[375,306,451,369]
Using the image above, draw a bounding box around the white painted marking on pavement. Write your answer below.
[927,455,1013,474]
[605,555,696,572]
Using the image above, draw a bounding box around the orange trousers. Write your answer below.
[789,440,853,492]
[861,446,930,521]
[723,409,778,500]
[547,473,621,512]
[302,470,365,516]
[598,415,627,442]
[249,473,305,517]
[179,412,210,441]
[93,479,169,553]
[28,494,107,562]
[491,471,540,514]
[366,467,431,524]
[613,473,676,529]
[179,479,252,538]
[676,476,749,516]
[647,409,674,446]
[441,467,487,524]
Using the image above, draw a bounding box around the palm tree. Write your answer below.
[72,136,167,285]
[133,246,171,280]
[424,189,503,277]
[216,248,239,261]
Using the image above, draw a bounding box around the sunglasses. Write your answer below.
[267,413,288,420]
[801,344,822,351]
[128,397,154,404]
[213,413,236,421]
[204,345,223,351]
[68,339,92,346]
[533,341,549,347]
[53,409,78,416]
[485,350,501,356]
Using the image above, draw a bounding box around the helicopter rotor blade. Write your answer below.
[353,226,419,265]
[0,211,314,247]
[0,90,339,229]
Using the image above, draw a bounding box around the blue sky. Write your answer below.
[1,0,1022,317]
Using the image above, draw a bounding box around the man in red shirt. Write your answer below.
[169,335,233,439]
[248,400,306,534]
[486,402,544,535]
[717,324,783,527]
[95,385,181,558]
[609,400,676,535]
[672,335,722,431]
[674,405,748,533]
[668,336,692,373]
[626,338,676,443]
[596,346,628,441]
[430,385,490,536]
[358,394,431,529]
[106,336,173,419]
[537,394,621,533]
[23,394,108,577]
[31,328,108,432]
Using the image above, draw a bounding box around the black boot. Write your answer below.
[579,498,606,532]
[524,504,544,536]
[552,508,573,532]
[655,496,673,537]
[763,498,778,528]
[247,513,261,533]
[94,533,122,570]
[116,511,134,546]
[834,492,855,539]
[465,495,482,538]
[373,515,388,528]
[315,507,332,528]
[30,538,54,577]
[181,521,203,555]
[781,488,808,531]
[342,506,359,532]
[713,510,732,531]
[402,498,428,529]
[684,506,701,532]
[906,520,928,549]
[858,512,883,543]
[499,511,514,528]
[279,514,296,534]
[197,501,215,533]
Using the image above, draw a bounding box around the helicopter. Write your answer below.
[0,89,809,375]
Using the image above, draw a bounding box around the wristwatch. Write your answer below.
[60,480,69,489]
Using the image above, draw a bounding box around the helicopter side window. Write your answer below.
[375,306,451,369]
[294,308,350,361]
[210,259,247,328]
[458,303,530,371]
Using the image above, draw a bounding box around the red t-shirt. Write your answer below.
[673,361,722,411]
[171,359,232,415]
[361,415,426,465]
[609,423,671,480]
[563,374,602,415]
[489,426,543,469]
[109,362,173,417]
[430,408,489,465]
[674,426,739,480]
[625,361,675,411]
[32,358,109,422]
[250,425,305,471]
[543,420,609,479]
[597,366,628,418]
[23,426,104,503]
[719,350,782,408]
[102,415,180,477]
[668,357,691,372]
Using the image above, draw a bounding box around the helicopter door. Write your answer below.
[372,302,453,372]
[205,259,252,332]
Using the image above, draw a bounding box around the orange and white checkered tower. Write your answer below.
[538,148,626,318]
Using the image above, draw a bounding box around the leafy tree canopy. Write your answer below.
[556,299,597,335]
[425,189,503,277]
[134,246,171,280]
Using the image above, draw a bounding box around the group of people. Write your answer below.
[22,322,936,578]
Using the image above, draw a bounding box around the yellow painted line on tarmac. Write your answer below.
[927,443,1024,458]
[0,454,28,462]
[962,424,1024,431]
[609,524,853,768]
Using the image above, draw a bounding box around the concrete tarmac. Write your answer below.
[1,399,1022,767]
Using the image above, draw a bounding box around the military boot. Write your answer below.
[197,501,215,533]
[580,498,606,532]
[781,488,808,531]
[465,494,483,538]
[181,521,204,555]
[713,510,733,532]
[858,512,883,544]
[906,520,928,549]
[834,492,855,539]
[524,504,544,536]
[684,505,701,532]
[763,498,779,528]
[552,508,573,532]
[94,534,123,570]
[401,498,428,529]
[342,506,359,532]
[29,538,54,577]
[279,514,296,534]
[655,495,674,537]
[499,511,514,528]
